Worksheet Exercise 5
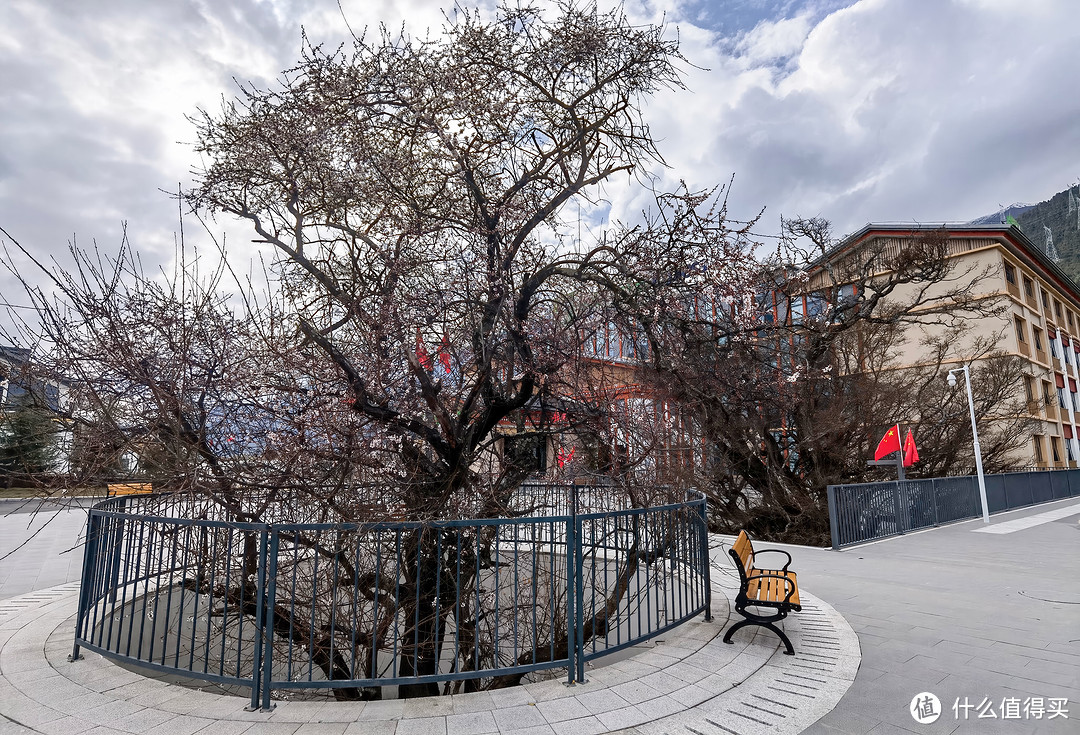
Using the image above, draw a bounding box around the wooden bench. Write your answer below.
[106,482,153,497]
[723,530,802,655]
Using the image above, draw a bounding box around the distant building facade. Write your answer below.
[810,223,1080,470]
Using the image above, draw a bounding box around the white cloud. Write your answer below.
[632,0,1080,239]
[0,0,1077,314]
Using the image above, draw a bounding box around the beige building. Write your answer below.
[812,223,1080,469]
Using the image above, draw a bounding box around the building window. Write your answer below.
[503,433,547,474]
[1004,262,1017,285]
[1033,435,1045,464]
[1058,386,1067,408]
[1055,299,1064,319]
[1051,437,1062,464]
[1015,316,1026,343]
[1051,336,1061,358]
[791,297,805,325]
[1068,440,1076,462]
[1023,275,1035,300]
[1070,311,1076,329]
[1042,288,1051,311]
[1024,376,1034,402]
[1043,380,1054,406]
[1033,327,1043,352]
[1073,391,1080,412]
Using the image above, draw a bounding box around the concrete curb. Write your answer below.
[0,567,859,735]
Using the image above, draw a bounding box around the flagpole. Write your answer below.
[895,424,905,481]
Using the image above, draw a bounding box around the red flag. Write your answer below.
[415,329,432,370]
[903,430,919,467]
[557,447,575,468]
[438,333,452,371]
[874,424,901,460]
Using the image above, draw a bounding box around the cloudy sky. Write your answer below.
[1,0,1078,307]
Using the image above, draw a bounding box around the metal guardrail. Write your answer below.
[70,486,711,710]
[827,468,1080,548]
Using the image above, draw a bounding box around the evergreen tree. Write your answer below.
[0,403,57,475]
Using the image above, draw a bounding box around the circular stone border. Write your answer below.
[0,560,859,734]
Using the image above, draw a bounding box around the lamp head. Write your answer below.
[947,372,957,388]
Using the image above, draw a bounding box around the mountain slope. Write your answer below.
[970,186,1080,284]
[1015,186,1080,283]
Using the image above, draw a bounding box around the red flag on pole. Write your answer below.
[415,329,432,370]
[438,333,452,371]
[902,430,919,467]
[874,424,902,460]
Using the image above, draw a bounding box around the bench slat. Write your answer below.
[746,571,800,607]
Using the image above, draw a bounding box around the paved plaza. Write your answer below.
[0,496,1077,734]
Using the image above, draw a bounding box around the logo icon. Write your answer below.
[911,692,942,724]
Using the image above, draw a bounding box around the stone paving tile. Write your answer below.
[535,696,591,724]
[191,720,255,735]
[35,716,98,735]
[396,716,447,735]
[354,698,405,721]
[236,723,300,735]
[401,696,455,719]
[0,724,35,735]
[492,704,547,732]
[501,725,556,735]
[343,722,397,735]
[445,710,499,735]
[450,691,497,714]
[109,706,177,734]
[304,702,368,722]
[607,679,662,705]
[292,723,349,735]
[629,695,682,721]
[548,716,608,735]
[594,705,647,732]
[573,688,631,717]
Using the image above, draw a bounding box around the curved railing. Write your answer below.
[71,487,711,710]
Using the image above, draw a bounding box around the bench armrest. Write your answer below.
[751,548,792,572]
[746,571,798,604]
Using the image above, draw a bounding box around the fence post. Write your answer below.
[892,482,905,534]
[575,513,585,684]
[248,528,269,712]
[826,486,840,549]
[566,508,576,685]
[261,529,279,712]
[930,479,940,527]
[69,512,100,662]
[698,492,712,621]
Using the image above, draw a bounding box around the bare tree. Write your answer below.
[630,221,1034,544]
[1,3,749,699]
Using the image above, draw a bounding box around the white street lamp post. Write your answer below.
[947,365,990,524]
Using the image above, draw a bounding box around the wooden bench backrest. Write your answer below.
[107,482,153,496]
[730,530,756,583]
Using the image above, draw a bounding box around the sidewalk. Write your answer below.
[0,499,89,601]
[740,497,1080,734]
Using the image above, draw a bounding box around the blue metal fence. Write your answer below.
[71,487,711,710]
[827,468,1080,548]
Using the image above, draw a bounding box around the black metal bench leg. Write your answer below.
[723,617,795,655]
[722,618,755,644]
[762,621,795,655]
